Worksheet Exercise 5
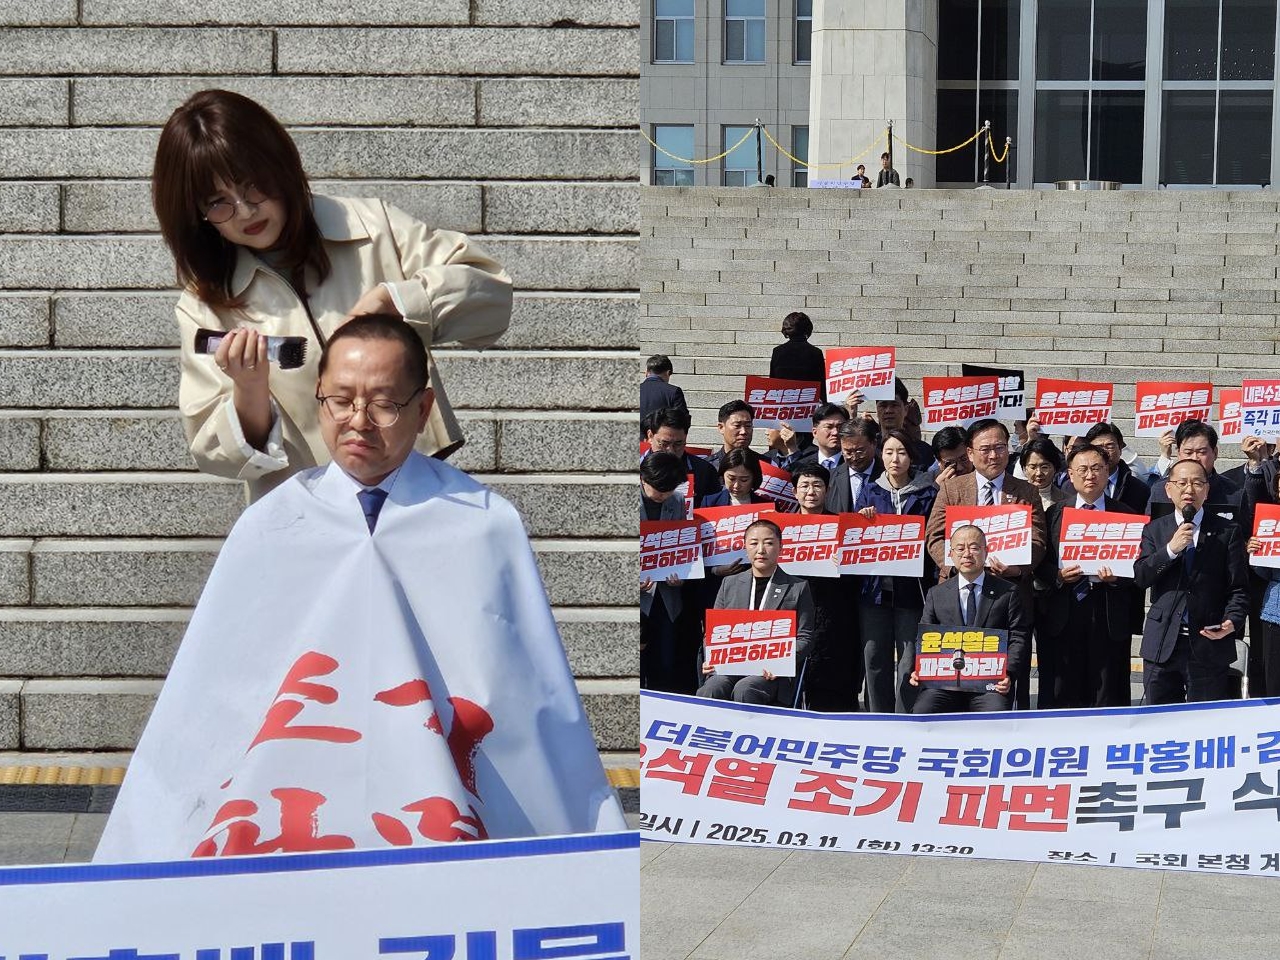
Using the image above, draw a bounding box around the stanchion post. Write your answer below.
[754,119,763,185]
[981,119,992,186]
[1005,138,1013,189]
[887,119,894,181]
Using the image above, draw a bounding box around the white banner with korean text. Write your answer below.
[0,832,639,957]
[641,692,1280,876]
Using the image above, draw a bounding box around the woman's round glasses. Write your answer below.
[204,184,267,224]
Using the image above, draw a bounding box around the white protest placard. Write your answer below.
[823,347,896,403]
[1133,382,1213,439]
[943,505,1033,567]
[693,503,778,567]
[1251,503,1280,571]
[1034,378,1113,430]
[773,514,842,577]
[705,609,798,677]
[837,513,926,576]
[1057,507,1150,577]
[922,375,1000,430]
[642,690,1280,877]
[1241,379,1280,441]
[745,375,822,429]
[0,832,639,956]
[640,519,705,581]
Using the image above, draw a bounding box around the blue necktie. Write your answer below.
[1181,527,1197,623]
[963,582,978,626]
[1074,503,1096,601]
[357,487,388,534]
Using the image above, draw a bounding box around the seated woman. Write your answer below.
[698,448,771,509]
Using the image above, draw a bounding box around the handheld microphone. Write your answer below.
[1182,505,1196,525]
[194,329,308,370]
[952,647,966,674]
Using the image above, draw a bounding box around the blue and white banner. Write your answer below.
[641,691,1280,876]
[0,832,638,957]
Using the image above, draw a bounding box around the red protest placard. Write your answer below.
[922,376,1000,430]
[1057,507,1149,577]
[1241,379,1280,440]
[1034,378,1113,430]
[705,609,798,677]
[943,505,1033,567]
[745,376,822,428]
[682,472,695,519]
[1251,503,1280,570]
[692,503,778,567]
[1133,382,1213,438]
[837,513,926,575]
[755,461,798,513]
[640,519,705,582]
[823,346,896,403]
[771,513,842,576]
[915,627,1008,688]
[1219,388,1242,442]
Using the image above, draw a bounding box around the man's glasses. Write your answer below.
[1072,465,1107,476]
[1167,479,1208,490]
[972,444,1008,456]
[317,386,425,428]
[204,184,268,225]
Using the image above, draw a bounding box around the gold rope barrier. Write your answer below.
[639,125,757,165]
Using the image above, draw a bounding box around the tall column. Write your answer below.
[808,1,939,186]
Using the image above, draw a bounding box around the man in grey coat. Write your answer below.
[697,518,815,707]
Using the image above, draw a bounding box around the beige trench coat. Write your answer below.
[175,194,513,501]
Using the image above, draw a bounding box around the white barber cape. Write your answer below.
[95,451,625,862]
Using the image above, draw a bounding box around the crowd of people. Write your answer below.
[640,312,1280,716]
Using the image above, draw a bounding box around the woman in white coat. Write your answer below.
[152,89,512,500]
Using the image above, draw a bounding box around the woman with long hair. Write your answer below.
[152,90,512,500]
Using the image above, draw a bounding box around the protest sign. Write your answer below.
[693,503,778,567]
[705,609,798,678]
[1057,508,1150,577]
[1241,380,1280,441]
[961,364,1025,415]
[915,627,1009,689]
[756,461,798,513]
[922,376,1000,430]
[641,690,1280,876]
[682,473,694,519]
[773,514,843,577]
[943,505,1033,567]
[823,347,896,403]
[0,833,638,956]
[1219,389,1242,442]
[1133,382,1213,439]
[1034,379,1113,429]
[640,520,705,581]
[1251,503,1280,571]
[837,513,926,576]
[745,376,822,428]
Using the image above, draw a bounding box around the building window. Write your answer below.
[795,0,812,64]
[653,125,695,186]
[792,126,809,186]
[1161,0,1275,185]
[722,125,757,185]
[725,0,766,63]
[654,0,695,63]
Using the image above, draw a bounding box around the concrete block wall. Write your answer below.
[0,5,639,757]
[640,186,1280,472]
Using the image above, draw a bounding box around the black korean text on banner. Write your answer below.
[1034,378,1113,430]
[915,627,1009,690]
[922,376,1000,430]
[745,376,822,429]
[640,519,705,582]
[1057,507,1150,578]
[1240,379,1280,441]
[693,503,778,567]
[943,505,1033,567]
[1219,388,1242,442]
[961,363,1025,414]
[704,609,798,678]
[823,347,896,404]
[1250,503,1280,571]
[1133,382,1213,439]
[756,461,799,513]
[837,513,926,576]
[772,514,842,577]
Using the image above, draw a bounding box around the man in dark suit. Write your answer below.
[643,406,720,501]
[1080,422,1150,514]
[1038,443,1141,709]
[825,418,883,512]
[639,354,687,431]
[1146,420,1242,509]
[1134,458,1250,704]
[912,524,1029,713]
[697,518,815,706]
[706,400,755,473]
[769,311,826,389]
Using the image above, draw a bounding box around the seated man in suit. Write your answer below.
[644,405,720,502]
[911,524,1029,713]
[697,518,815,707]
[1134,458,1250,704]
